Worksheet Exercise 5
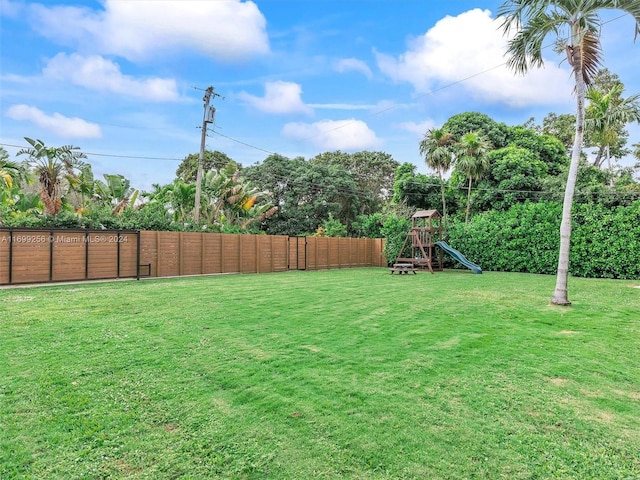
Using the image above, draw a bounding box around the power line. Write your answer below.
[0,142,184,162]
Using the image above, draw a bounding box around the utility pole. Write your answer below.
[194,86,215,224]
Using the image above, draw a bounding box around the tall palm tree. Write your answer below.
[586,83,640,168]
[455,131,491,224]
[419,128,456,224]
[498,0,640,306]
[16,138,86,215]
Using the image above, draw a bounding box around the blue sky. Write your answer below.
[1,0,639,191]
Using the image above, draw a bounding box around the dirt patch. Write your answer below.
[164,423,179,433]
[614,389,640,400]
[11,295,34,302]
[430,336,460,350]
[558,330,580,335]
[301,345,320,353]
[549,378,569,386]
[594,411,615,423]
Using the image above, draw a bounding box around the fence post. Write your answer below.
[255,234,260,274]
[8,229,13,284]
[49,229,54,282]
[156,231,162,277]
[116,230,121,278]
[201,233,206,275]
[84,230,90,279]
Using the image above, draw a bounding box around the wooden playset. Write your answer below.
[390,209,443,274]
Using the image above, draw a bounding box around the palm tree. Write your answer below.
[498,0,640,306]
[16,138,86,215]
[455,131,491,224]
[419,128,456,224]
[586,83,640,168]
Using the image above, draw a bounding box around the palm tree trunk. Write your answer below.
[552,67,586,306]
[465,177,472,224]
[438,170,447,228]
[593,145,605,168]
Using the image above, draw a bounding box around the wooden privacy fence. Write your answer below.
[139,231,386,277]
[0,228,386,285]
[0,228,139,285]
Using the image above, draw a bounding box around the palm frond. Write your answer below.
[567,28,602,85]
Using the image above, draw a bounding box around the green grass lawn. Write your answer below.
[1,268,639,479]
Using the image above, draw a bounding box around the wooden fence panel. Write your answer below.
[9,231,50,284]
[328,237,339,268]
[158,231,180,277]
[306,237,317,270]
[256,236,270,273]
[222,234,241,273]
[339,238,350,267]
[239,235,256,273]
[356,238,371,267]
[375,238,386,266]
[0,231,11,284]
[51,232,86,281]
[118,233,139,278]
[139,231,158,277]
[271,236,289,272]
[87,238,118,279]
[180,232,203,276]
[203,233,222,274]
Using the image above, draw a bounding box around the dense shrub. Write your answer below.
[446,201,640,279]
[381,215,411,265]
[571,202,640,278]
[352,213,385,238]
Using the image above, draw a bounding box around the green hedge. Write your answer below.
[446,201,640,279]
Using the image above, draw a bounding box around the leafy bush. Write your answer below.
[322,213,348,237]
[446,200,640,279]
[381,215,411,264]
[352,213,385,238]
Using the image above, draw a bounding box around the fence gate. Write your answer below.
[288,237,307,270]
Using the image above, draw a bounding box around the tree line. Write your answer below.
[1,92,638,238]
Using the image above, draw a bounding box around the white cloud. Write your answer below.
[28,0,269,62]
[397,120,437,137]
[335,58,373,79]
[0,0,22,18]
[282,119,382,150]
[238,81,314,115]
[43,53,179,102]
[6,104,102,139]
[307,103,376,110]
[375,8,573,107]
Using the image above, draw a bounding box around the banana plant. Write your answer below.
[94,174,139,215]
[201,166,276,231]
[142,180,195,223]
